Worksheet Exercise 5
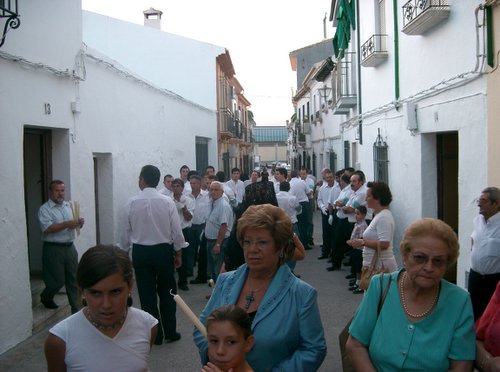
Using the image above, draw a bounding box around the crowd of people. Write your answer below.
[38,164,500,371]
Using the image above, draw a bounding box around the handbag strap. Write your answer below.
[375,241,386,270]
[377,272,392,316]
[368,241,381,269]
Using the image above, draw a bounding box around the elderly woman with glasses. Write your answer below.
[346,218,476,371]
[194,204,326,372]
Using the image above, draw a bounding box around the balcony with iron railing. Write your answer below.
[332,52,357,115]
[219,108,235,139]
[361,34,388,67]
[402,0,450,35]
[239,125,254,147]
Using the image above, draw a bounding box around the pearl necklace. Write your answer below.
[85,307,127,331]
[399,272,439,318]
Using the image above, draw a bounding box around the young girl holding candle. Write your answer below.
[202,305,254,372]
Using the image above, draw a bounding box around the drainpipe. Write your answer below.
[393,0,400,105]
[356,0,363,144]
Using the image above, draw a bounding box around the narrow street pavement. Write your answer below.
[0,210,362,371]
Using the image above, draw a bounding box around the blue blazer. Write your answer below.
[194,264,326,372]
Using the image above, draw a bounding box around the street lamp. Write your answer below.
[319,85,332,101]
[319,85,332,112]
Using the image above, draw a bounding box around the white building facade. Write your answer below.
[0,1,222,353]
[291,0,490,286]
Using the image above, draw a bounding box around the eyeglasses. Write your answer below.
[410,253,447,268]
[242,239,272,250]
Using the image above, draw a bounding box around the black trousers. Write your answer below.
[133,243,177,340]
[177,227,195,286]
[41,242,79,313]
[195,234,208,281]
[350,248,363,275]
[321,213,335,257]
[191,223,205,266]
[331,218,354,268]
[297,201,311,247]
[468,269,500,320]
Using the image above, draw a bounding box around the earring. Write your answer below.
[279,249,284,259]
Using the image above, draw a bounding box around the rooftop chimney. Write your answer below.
[143,7,163,30]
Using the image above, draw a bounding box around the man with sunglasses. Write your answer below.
[469,186,500,320]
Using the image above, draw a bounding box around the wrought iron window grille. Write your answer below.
[373,128,389,183]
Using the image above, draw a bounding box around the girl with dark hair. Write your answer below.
[45,245,158,372]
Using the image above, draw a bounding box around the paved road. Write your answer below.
[0,210,362,371]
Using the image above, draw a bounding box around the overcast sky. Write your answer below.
[82,0,333,125]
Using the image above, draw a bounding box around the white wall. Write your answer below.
[82,11,225,111]
[350,80,487,286]
[80,53,217,242]
[398,1,480,98]
[0,0,83,353]
[296,79,346,175]
[0,1,218,354]
[324,0,489,287]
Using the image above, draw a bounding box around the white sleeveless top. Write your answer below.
[50,307,157,372]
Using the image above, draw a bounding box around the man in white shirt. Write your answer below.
[290,169,313,249]
[317,169,334,260]
[206,181,234,281]
[188,175,211,285]
[38,180,85,313]
[276,180,301,271]
[342,171,371,223]
[120,165,187,345]
[273,167,287,194]
[225,167,246,206]
[469,186,500,320]
[276,181,300,228]
[327,173,353,271]
[159,174,174,198]
[201,165,216,190]
[300,167,316,246]
[329,170,371,271]
[179,164,192,194]
[172,178,196,291]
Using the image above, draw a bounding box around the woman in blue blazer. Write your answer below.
[194,204,326,372]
